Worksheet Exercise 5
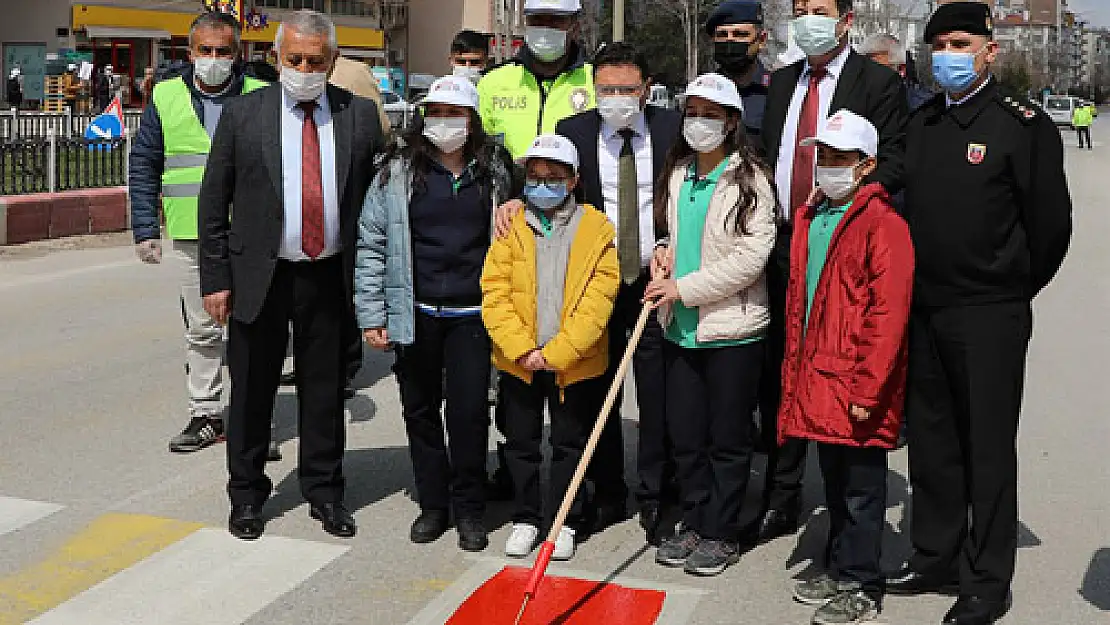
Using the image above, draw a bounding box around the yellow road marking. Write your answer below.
[0,513,202,624]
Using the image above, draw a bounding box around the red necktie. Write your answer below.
[299,101,325,260]
[790,67,826,219]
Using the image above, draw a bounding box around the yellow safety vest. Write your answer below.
[477,61,595,160]
[153,75,267,240]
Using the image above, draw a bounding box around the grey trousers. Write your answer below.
[171,240,225,419]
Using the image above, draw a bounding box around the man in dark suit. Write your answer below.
[198,10,383,540]
[555,42,682,543]
[750,0,908,545]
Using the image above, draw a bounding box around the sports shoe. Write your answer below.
[552,527,576,561]
[812,589,880,625]
[794,573,841,606]
[169,416,224,453]
[505,523,539,557]
[656,526,699,567]
[683,538,741,576]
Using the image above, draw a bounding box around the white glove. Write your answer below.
[136,239,162,264]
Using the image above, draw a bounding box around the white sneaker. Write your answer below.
[552,527,576,561]
[505,523,539,557]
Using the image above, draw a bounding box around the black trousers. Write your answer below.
[590,272,670,508]
[227,258,348,507]
[1077,126,1093,149]
[501,372,604,530]
[393,312,491,519]
[818,442,888,601]
[757,234,809,513]
[666,340,763,540]
[906,302,1032,600]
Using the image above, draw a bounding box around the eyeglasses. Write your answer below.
[596,84,643,97]
[525,177,570,187]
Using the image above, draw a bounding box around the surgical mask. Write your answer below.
[683,117,727,153]
[280,65,328,102]
[815,162,863,201]
[452,64,482,84]
[597,95,641,130]
[525,26,568,63]
[932,49,984,95]
[524,181,570,211]
[792,15,842,57]
[423,116,469,153]
[194,57,234,87]
[714,41,757,75]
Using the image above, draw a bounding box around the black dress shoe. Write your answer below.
[310,503,357,538]
[229,504,265,540]
[886,564,960,596]
[456,517,488,552]
[639,503,662,546]
[410,509,450,544]
[942,594,1011,624]
[753,507,799,544]
[483,468,514,502]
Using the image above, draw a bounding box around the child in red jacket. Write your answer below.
[778,110,914,625]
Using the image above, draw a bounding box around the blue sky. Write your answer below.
[1069,0,1110,28]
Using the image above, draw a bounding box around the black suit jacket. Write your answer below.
[198,84,383,323]
[555,106,682,214]
[763,49,908,195]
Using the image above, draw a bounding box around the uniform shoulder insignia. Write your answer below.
[997,91,1039,125]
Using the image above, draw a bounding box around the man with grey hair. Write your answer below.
[859,32,933,112]
[130,11,269,455]
[199,9,384,541]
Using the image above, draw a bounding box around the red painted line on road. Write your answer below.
[447,565,666,625]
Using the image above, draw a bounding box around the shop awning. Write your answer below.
[85,26,171,40]
[340,48,387,60]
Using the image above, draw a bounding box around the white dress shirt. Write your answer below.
[946,75,992,108]
[279,88,340,261]
[598,112,655,268]
[774,44,852,220]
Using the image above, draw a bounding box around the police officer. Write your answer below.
[887,4,1072,624]
[704,0,770,152]
[129,12,268,454]
[477,0,595,161]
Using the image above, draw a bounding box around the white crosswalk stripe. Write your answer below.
[0,496,63,538]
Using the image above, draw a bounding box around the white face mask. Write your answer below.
[597,95,641,130]
[683,117,727,153]
[525,26,568,63]
[423,116,469,153]
[452,64,483,84]
[792,14,843,58]
[815,163,863,201]
[280,65,328,102]
[194,57,234,88]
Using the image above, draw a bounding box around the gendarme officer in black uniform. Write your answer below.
[887,4,1072,624]
[705,0,770,153]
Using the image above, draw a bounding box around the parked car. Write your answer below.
[1044,94,1078,128]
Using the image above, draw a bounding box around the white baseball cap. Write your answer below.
[524,0,582,15]
[800,110,879,158]
[524,134,579,172]
[684,73,744,113]
[421,75,479,110]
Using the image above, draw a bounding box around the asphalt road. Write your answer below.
[0,123,1106,624]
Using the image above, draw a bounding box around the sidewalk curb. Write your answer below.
[0,187,127,245]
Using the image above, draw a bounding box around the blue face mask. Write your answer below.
[932,49,983,94]
[523,182,570,211]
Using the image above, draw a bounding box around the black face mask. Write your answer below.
[714,40,757,75]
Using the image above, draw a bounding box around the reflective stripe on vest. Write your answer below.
[153,76,268,240]
[477,63,594,160]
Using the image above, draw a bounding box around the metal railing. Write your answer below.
[0,108,143,141]
[1,135,129,196]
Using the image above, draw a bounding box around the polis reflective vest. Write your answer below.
[477,61,595,160]
[152,75,268,240]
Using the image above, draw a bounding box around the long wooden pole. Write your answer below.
[514,301,654,625]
